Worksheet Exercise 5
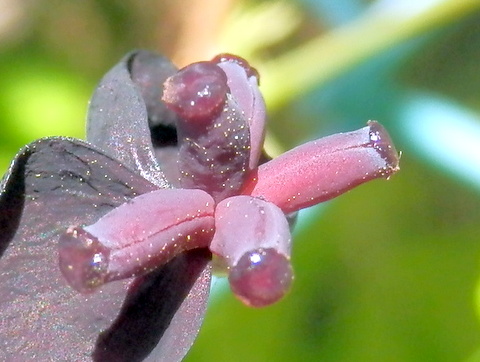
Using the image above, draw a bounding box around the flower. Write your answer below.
[0,50,399,361]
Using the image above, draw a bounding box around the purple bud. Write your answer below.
[210,195,293,307]
[59,189,215,293]
[242,121,400,213]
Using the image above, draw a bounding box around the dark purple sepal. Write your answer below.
[86,50,170,189]
[0,137,151,359]
[0,137,211,360]
[93,248,212,362]
[129,50,180,129]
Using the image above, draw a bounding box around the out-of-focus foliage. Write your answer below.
[1,0,480,361]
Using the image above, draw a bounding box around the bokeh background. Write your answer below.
[1,0,480,361]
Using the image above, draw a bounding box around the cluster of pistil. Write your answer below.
[58,54,399,308]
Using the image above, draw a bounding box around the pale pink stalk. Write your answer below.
[242,121,400,213]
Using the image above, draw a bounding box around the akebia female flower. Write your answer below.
[0,50,399,360]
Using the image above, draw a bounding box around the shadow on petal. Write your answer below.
[94,248,211,362]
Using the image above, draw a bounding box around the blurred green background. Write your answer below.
[1,0,480,361]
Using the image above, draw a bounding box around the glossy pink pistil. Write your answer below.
[58,54,400,308]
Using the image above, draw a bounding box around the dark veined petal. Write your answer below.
[86,50,170,189]
[0,138,210,361]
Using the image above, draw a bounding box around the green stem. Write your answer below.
[260,0,480,110]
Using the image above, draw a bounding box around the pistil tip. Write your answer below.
[368,121,400,175]
[229,248,293,308]
[58,226,110,294]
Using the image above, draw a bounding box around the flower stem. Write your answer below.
[260,0,480,110]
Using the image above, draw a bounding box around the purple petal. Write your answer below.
[86,50,169,188]
[129,50,183,184]
[0,138,150,358]
[129,50,180,129]
[59,189,215,292]
[0,138,212,360]
[93,249,211,362]
[242,121,400,213]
